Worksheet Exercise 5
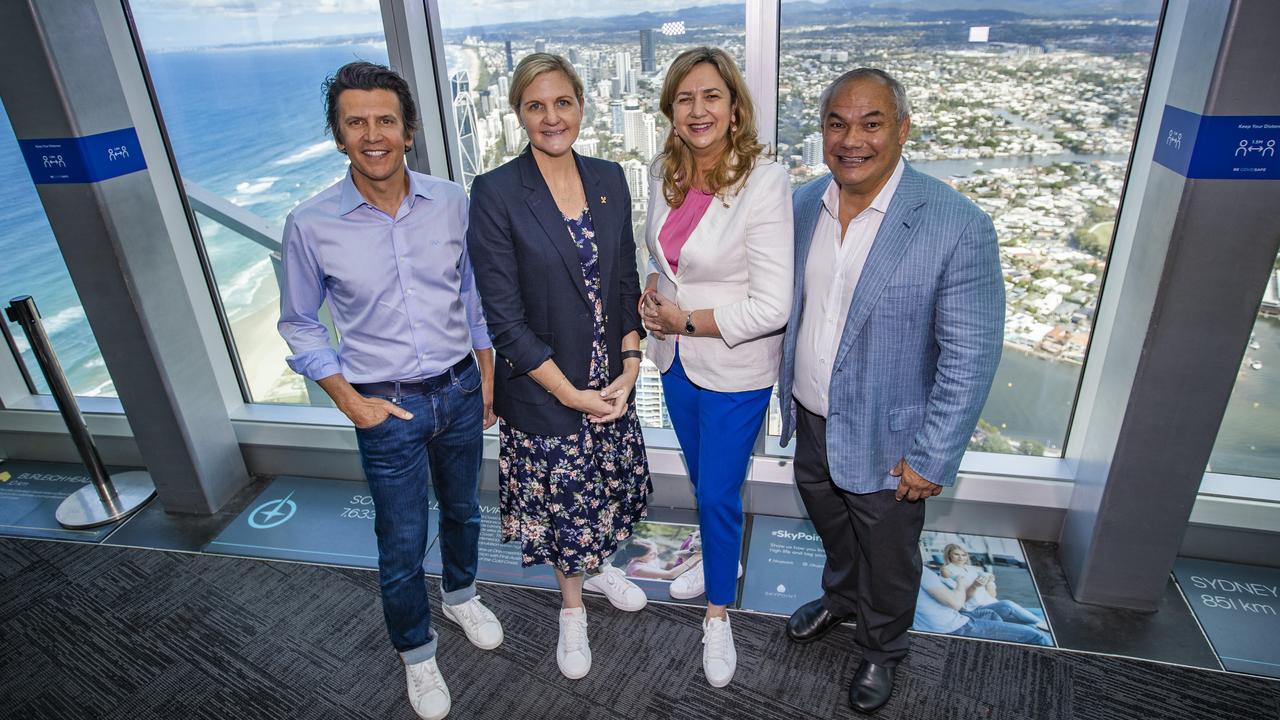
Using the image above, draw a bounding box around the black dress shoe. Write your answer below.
[848,659,895,714]
[786,598,848,644]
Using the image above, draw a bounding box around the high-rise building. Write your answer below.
[640,29,656,74]
[623,112,657,161]
[610,99,625,135]
[614,50,630,82]
[450,70,482,189]
[574,136,599,157]
[497,76,510,106]
[803,132,824,167]
[504,39,513,72]
[634,359,670,429]
[625,68,637,96]
[535,38,546,54]
[502,112,522,152]
[622,159,649,202]
[645,114,660,159]
[623,107,644,153]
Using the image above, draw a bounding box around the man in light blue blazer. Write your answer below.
[777,69,1004,714]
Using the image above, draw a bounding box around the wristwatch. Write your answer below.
[684,311,696,335]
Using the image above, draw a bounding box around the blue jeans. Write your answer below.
[661,349,771,606]
[354,362,484,664]
[973,598,1043,626]
[955,606,1053,646]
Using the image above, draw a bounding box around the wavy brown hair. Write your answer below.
[657,46,764,208]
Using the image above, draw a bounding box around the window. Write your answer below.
[128,0,390,405]
[434,2,747,429]
[771,1,1163,456]
[0,98,116,398]
[1206,252,1280,481]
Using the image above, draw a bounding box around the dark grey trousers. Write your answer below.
[793,402,927,667]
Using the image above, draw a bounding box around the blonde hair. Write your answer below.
[508,52,585,111]
[657,46,764,207]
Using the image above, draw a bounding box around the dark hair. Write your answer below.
[323,61,419,140]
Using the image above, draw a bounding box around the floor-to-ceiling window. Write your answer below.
[0,98,116,398]
[128,0,391,406]
[768,0,1164,459]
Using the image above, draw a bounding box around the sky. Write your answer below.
[128,0,737,50]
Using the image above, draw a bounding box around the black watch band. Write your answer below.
[621,349,643,361]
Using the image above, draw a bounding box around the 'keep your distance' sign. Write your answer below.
[18,127,146,185]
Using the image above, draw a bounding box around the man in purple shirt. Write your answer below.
[278,62,500,720]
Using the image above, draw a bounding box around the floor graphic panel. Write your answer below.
[1173,557,1280,679]
[207,475,394,569]
[0,460,140,542]
[739,519,1056,647]
[425,496,706,604]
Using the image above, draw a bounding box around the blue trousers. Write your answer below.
[661,350,771,606]
[354,362,484,664]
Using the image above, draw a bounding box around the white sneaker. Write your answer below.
[583,564,648,612]
[405,657,451,720]
[442,595,504,650]
[669,561,744,600]
[557,606,592,679]
[702,614,737,688]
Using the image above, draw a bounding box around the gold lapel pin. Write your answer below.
[600,195,607,204]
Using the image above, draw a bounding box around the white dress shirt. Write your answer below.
[793,159,905,417]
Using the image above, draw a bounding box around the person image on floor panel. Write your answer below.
[639,46,794,689]
[939,543,1044,626]
[465,53,652,681]
[276,62,503,720]
[914,567,1052,646]
[777,68,1004,714]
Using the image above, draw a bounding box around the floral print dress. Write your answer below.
[497,208,651,575]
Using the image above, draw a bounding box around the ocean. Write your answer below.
[0,42,389,397]
[0,41,1274,478]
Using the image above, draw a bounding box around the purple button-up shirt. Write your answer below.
[278,169,490,385]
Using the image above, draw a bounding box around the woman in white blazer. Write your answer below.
[639,46,793,689]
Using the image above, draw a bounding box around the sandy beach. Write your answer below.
[227,271,309,405]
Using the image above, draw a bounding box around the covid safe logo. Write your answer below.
[248,491,297,529]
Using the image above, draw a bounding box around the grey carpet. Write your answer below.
[1,538,1276,720]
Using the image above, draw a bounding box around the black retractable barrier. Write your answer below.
[5,295,155,528]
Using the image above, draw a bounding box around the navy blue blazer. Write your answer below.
[466,147,645,436]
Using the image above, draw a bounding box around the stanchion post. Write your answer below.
[5,295,155,528]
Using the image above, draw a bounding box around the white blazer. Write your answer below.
[644,158,794,392]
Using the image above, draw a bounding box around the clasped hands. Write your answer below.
[640,290,684,340]
[556,369,638,424]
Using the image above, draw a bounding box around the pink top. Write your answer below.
[658,189,714,275]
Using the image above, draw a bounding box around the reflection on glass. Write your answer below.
[130,1,387,404]
[1207,254,1280,479]
[771,1,1162,456]
[0,98,116,397]
[436,2,747,428]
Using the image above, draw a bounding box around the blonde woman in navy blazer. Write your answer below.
[640,46,793,689]
[466,54,651,682]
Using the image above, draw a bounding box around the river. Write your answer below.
[978,316,1279,478]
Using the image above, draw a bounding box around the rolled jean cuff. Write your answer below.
[441,581,477,607]
[400,629,438,665]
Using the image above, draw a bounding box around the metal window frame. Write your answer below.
[0,0,1275,540]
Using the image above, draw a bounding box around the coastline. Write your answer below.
[227,278,306,404]
[1003,340,1081,367]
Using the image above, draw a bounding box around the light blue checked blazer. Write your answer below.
[777,164,1004,493]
